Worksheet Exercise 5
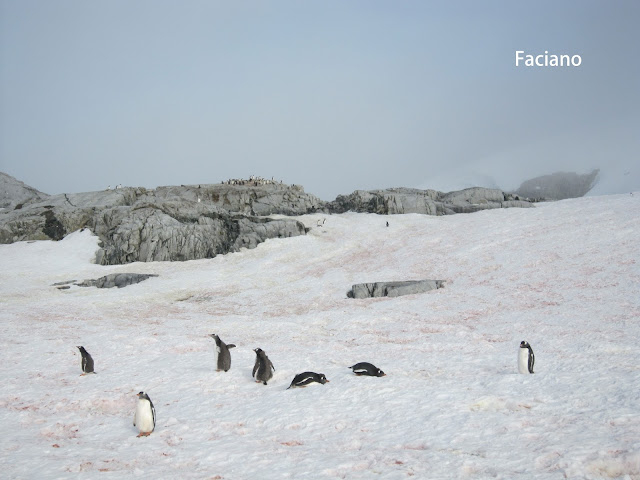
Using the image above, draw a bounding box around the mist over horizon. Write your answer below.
[1,1,638,201]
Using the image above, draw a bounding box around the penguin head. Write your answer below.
[375,368,386,377]
[318,374,329,384]
[77,346,85,353]
[520,341,530,348]
[254,348,263,356]
[209,334,220,345]
[137,391,148,400]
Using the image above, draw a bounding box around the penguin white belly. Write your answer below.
[135,400,155,433]
[213,347,220,369]
[518,348,530,374]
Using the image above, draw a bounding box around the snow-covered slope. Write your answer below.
[0,193,639,479]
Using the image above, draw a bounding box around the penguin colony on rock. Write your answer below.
[76,339,535,436]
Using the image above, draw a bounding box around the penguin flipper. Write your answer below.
[227,344,236,349]
[252,361,258,377]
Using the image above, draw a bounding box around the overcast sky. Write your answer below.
[1,1,638,200]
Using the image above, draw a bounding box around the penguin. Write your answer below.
[133,391,155,437]
[386,221,389,227]
[349,362,385,377]
[252,348,275,385]
[76,346,95,375]
[286,372,329,389]
[518,341,535,374]
[209,334,236,372]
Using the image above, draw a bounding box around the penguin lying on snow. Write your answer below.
[210,334,236,372]
[287,372,329,389]
[133,392,155,437]
[76,346,95,375]
[349,362,385,377]
[253,348,275,385]
[518,341,535,374]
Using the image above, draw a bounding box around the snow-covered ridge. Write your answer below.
[0,193,638,479]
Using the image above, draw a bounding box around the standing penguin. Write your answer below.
[349,362,385,377]
[210,334,236,372]
[76,346,95,375]
[287,372,329,389]
[518,341,535,374]
[252,348,275,385]
[133,391,155,437]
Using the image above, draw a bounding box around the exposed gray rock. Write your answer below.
[0,174,536,267]
[328,187,532,215]
[514,170,600,201]
[1,182,309,264]
[347,279,445,299]
[54,273,159,289]
[0,172,49,210]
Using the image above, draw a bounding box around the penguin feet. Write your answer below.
[137,432,152,437]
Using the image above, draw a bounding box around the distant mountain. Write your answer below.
[0,172,49,209]
[513,170,600,201]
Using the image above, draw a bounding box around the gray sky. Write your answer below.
[1,1,638,200]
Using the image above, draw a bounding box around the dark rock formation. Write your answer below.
[347,279,445,299]
[514,170,599,201]
[328,187,533,215]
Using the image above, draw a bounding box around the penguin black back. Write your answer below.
[252,348,275,385]
[349,362,385,377]
[210,334,236,372]
[287,371,329,389]
[76,346,95,375]
[519,341,535,374]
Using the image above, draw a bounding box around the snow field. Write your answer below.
[0,193,639,479]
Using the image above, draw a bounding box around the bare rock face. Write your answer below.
[0,172,49,210]
[328,187,533,215]
[347,279,445,299]
[514,170,600,201]
[92,203,306,265]
[56,273,159,289]
[0,174,537,266]
[0,183,310,265]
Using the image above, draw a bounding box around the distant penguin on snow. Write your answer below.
[76,346,95,375]
[349,362,385,377]
[287,372,329,389]
[518,341,535,374]
[133,391,155,437]
[253,348,275,385]
[210,334,236,372]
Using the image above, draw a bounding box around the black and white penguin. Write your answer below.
[133,391,155,437]
[518,341,535,374]
[349,362,385,377]
[210,334,236,372]
[76,346,95,375]
[252,348,275,385]
[386,221,389,227]
[286,372,329,389]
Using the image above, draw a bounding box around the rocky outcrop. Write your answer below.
[514,170,600,201]
[328,187,533,215]
[0,173,537,266]
[347,279,445,299]
[0,172,49,210]
[54,273,159,289]
[0,183,309,265]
